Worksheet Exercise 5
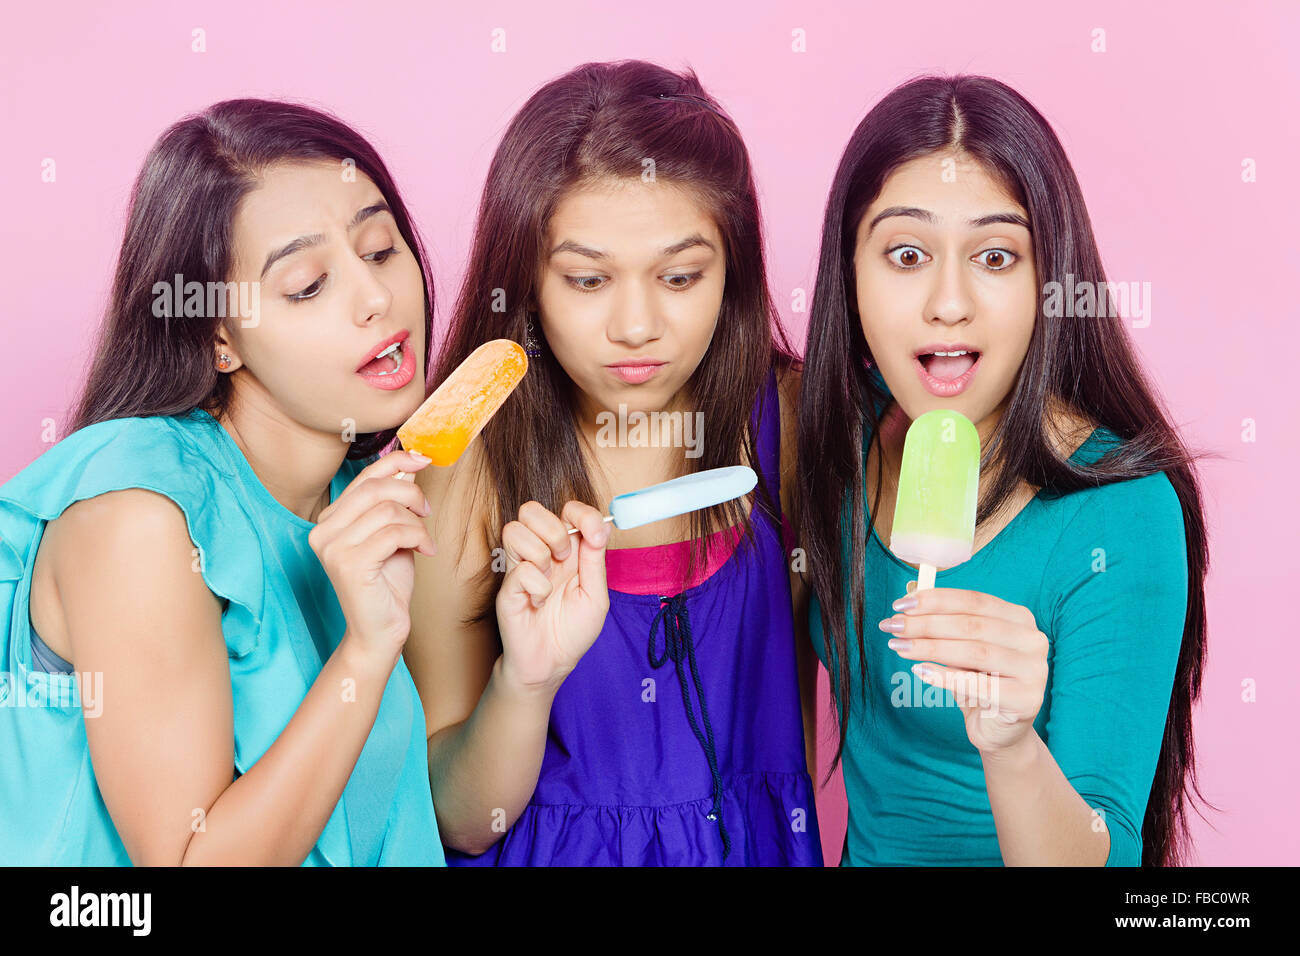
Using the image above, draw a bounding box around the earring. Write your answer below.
[524,313,542,359]
[216,352,232,371]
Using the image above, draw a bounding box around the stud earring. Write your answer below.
[216,353,232,371]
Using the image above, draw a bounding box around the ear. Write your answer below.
[214,324,244,373]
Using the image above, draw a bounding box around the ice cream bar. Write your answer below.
[888,409,980,590]
[566,465,758,534]
[397,339,527,468]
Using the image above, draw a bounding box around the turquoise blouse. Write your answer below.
[0,408,444,865]
[810,396,1188,867]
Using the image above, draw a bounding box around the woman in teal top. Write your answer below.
[0,99,446,865]
[798,76,1212,866]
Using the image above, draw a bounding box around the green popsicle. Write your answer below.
[888,409,981,590]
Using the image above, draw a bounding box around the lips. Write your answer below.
[357,330,411,373]
[913,343,981,397]
[914,344,978,379]
[606,360,665,385]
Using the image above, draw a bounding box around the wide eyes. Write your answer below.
[885,244,1018,272]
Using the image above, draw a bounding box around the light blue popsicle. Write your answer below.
[609,466,757,529]
[565,465,758,536]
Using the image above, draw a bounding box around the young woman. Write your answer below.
[798,75,1212,866]
[405,60,823,865]
[0,99,446,865]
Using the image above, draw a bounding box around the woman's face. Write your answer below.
[220,161,427,437]
[852,150,1037,432]
[535,176,726,424]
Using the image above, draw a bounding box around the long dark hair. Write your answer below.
[798,75,1214,866]
[68,98,435,459]
[432,59,796,620]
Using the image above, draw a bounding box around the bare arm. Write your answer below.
[406,445,560,856]
[54,489,398,866]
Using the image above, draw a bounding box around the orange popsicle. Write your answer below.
[397,339,527,467]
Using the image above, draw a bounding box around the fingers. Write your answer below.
[316,452,433,528]
[355,522,438,563]
[910,664,1003,711]
[336,499,437,556]
[883,631,1039,681]
[500,501,573,574]
[561,500,609,600]
[892,585,1037,630]
[501,561,554,611]
[498,500,608,611]
[880,610,1041,652]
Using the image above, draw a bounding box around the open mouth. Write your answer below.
[916,348,979,382]
[358,340,404,376]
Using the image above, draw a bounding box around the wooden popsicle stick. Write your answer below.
[916,562,937,591]
[566,515,616,535]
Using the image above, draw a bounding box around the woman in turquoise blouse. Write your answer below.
[797,76,1213,866]
[0,99,446,865]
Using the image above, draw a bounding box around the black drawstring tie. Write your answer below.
[648,593,731,860]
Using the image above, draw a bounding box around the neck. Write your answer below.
[576,385,696,448]
[215,382,348,523]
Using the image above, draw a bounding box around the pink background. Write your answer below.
[2,0,1296,864]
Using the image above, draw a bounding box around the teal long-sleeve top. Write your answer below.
[809,418,1189,867]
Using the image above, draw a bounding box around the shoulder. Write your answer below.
[1043,461,1187,612]
[46,488,221,622]
[2,411,236,522]
[15,412,267,653]
[1063,463,1184,537]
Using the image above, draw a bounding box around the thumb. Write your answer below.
[574,521,609,602]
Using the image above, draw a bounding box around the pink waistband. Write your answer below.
[605,514,795,595]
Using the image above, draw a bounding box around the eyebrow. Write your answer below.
[259,201,392,280]
[548,233,718,261]
[864,206,1031,240]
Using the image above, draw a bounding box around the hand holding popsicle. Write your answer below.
[880,585,1049,756]
[308,449,437,664]
[881,409,1047,755]
[496,500,611,693]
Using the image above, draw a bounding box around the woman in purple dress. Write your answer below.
[404,60,823,865]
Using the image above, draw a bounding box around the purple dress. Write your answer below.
[445,371,823,866]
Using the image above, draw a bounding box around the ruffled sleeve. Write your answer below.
[0,413,268,660]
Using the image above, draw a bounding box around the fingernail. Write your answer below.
[887,638,912,651]
[878,617,904,633]
[409,450,431,463]
[892,595,918,612]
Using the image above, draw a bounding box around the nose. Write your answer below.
[606,278,664,349]
[349,250,393,327]
[924,249,975,327]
